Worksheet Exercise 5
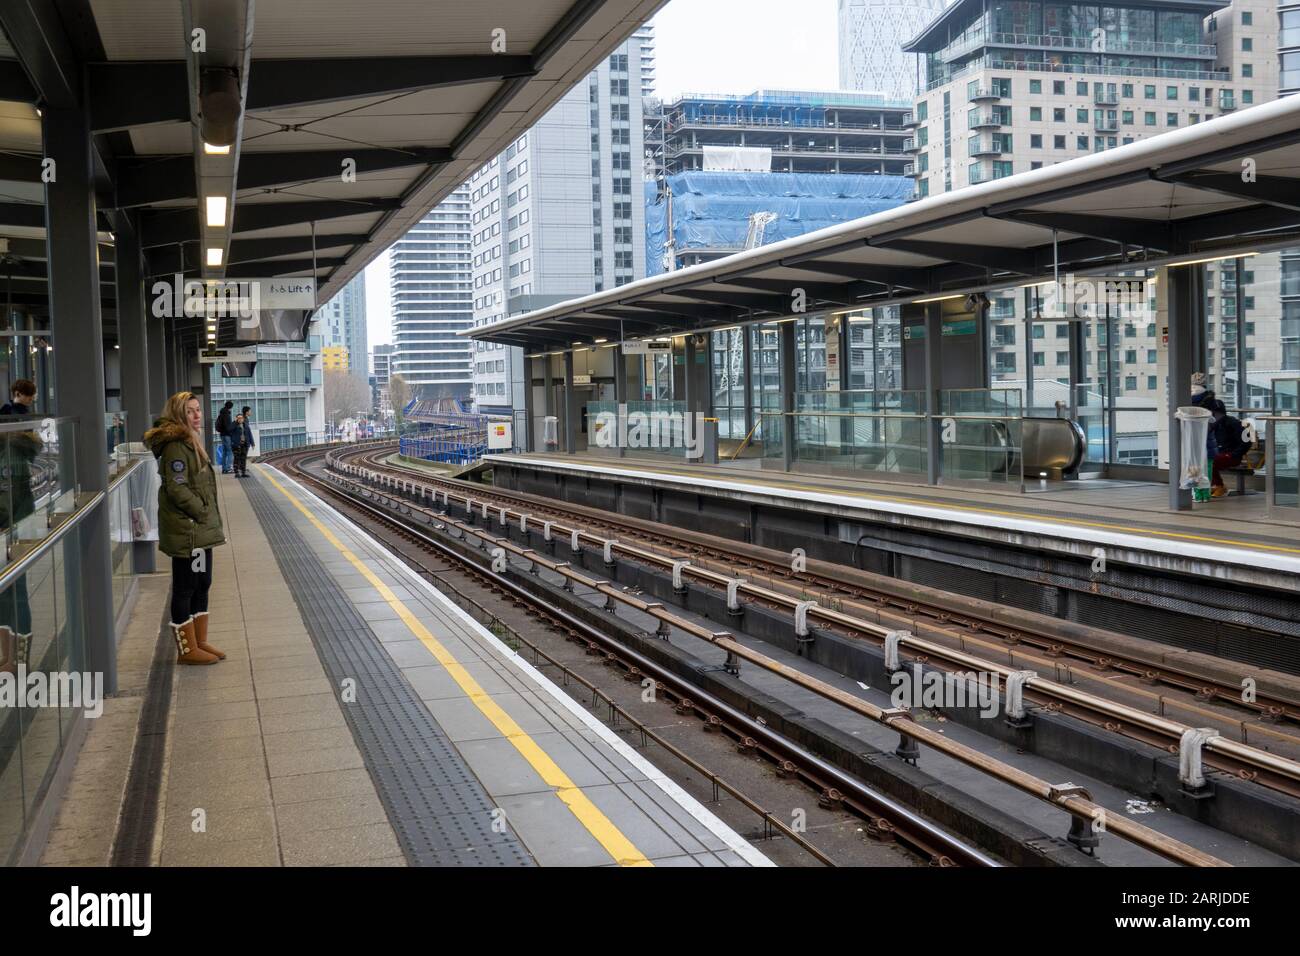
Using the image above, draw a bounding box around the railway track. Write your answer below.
[269,447,982,868]
[343,443,1300,802]
[266,443,1248,866]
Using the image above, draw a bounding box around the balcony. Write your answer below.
[1094,117,1119,133]
[969,164,994,185]
[902,137,921,153]
[968,136,1005,157]
[968,111,1006,129]
[902,162,916,176]
[901,111,919,128]
[968,87,1002,103]
[1093,88,1118,106]
[1218,92,1236,111]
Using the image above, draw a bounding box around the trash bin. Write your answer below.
[543,415,559,451]
[1175,405,1213,498]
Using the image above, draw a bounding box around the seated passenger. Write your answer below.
[1209,400,1249,498]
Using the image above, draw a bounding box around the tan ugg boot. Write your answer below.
[172,617,218,665]
[193,611,225,660]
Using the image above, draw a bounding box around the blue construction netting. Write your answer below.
[399,413,508,464]
[645,171,913,276]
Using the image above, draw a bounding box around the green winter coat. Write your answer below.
[0,429,43,528]
[142,419,225,559]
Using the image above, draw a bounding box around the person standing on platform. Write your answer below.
[215,400,234,474]
[231,412,255,478]
[144,392,227,664]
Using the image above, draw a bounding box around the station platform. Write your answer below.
[488,453,1300,591]
[41,468,768,868]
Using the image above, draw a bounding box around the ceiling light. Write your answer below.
[1167,251,1257,268]
[203,142,230,155]
[206,196,228,228]
[206,247,223,267]
[912,293,964,304]
[593,338,608,343]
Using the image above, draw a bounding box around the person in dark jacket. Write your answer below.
[0,378,36,416]
[230,413,255,477]
[1209,400,1249,498]
[0,416,41,674]
[143,392,227,664]
[215,400,234,474]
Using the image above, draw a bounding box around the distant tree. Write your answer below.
[388,374,412,434]
[324,369,370,434]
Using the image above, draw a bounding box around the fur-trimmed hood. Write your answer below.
[142,418,193,459]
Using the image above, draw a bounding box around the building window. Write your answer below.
[1076,108,1088,122]
[1030,106,1042,121]
[1054,135,1066,148]
[1144,85,1156,99]
[1241,64,1252,78]
[1030,134,1042,148]
[1076,136,1088,149]
[1144,112,1156,126]
[1030,79,1042,94]
[1242,38,1252,51]
[1122,110,1133,124]
[1053,81,1065,95]
[1053,107,1065,122]
[1076,81,1088,95]
[1167,113,1178,127]
[1166,86,1177,100]
[1122,83,1133,98]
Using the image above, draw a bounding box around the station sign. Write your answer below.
[573,374,593,385]
[621,340,672,355]
[252,278,317,310]
[198,346,258,364]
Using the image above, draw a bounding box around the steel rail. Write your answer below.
[333,449,1300,796]
[311,458,1230,868]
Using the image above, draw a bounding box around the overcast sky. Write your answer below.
[363,0,840,347]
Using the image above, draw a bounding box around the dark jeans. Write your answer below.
[234,444,249,475]
[171,550,213,624]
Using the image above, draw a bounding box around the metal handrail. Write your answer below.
[0,489,105,594]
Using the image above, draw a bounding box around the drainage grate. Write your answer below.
[244,477,534,867]
[110,602,176,866]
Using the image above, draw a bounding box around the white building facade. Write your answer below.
[469,36,650,417]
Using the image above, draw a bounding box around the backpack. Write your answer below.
[215,407,232,435]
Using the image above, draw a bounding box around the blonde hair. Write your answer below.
[160,391,210,466]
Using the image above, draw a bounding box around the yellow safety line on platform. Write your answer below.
[262,469,652,867]
[536,459,1300,558]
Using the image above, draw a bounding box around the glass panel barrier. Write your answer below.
[105,411,128,479]
[1273,378,1299,417]
[940,388,1024,486]
[1,418,77,563]
[584,401,693,460]
[1268,417,1299,514]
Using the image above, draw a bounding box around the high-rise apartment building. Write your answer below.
[468,36,648,417]
[1285,1,1300,93]
[317,272,368,387]
[389,185,473,399]
[898,0,1292,465]
[633,22,657,97]
[839,0,946,100]
[371,343,393,416]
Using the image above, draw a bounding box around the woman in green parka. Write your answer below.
[143,391,226,665]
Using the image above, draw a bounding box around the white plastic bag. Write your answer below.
[1174,406,1212,490]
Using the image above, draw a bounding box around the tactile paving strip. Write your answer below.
[244,477,535,867]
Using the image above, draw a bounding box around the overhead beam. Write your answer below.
[88,56,535,131]
[114,148,450,208]
[0,2,81,108]
[139,198,398,246]
[1159,172,1300,214]
[873,238,1037,275]
[712,277,859,306]
[223,257,347,278]
[665,289,791,313]
[230,233,368,263]
[779,257,930,289]
[87,62,190,131]
[994,210,1175,251]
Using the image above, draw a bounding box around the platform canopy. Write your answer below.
[0,0,664,340]
[467,94,1300,351]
